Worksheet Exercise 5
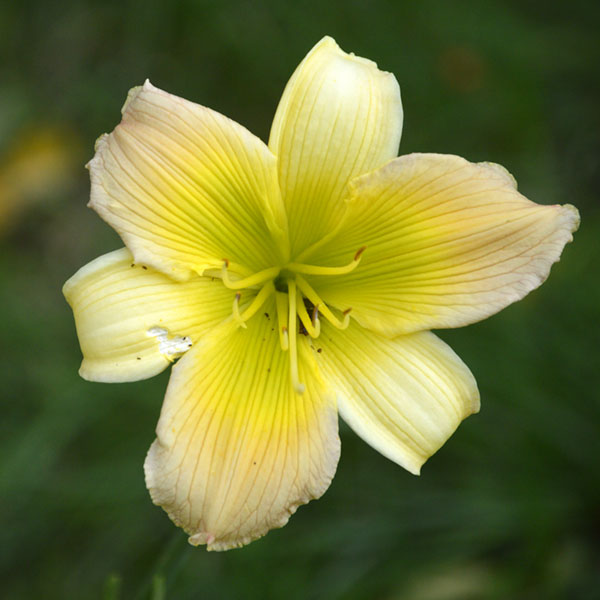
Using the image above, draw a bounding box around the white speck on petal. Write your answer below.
[147,326,192,358]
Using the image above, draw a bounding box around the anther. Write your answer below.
[354,246,367,261]
[338,308,352,329]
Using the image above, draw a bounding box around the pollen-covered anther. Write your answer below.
[287,246,366,276]
[354,246,367,261]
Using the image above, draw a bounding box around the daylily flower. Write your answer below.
[63,37,579,551]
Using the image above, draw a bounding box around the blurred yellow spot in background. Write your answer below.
[0,125,79,234]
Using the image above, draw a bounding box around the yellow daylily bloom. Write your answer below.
[63,36,579,551]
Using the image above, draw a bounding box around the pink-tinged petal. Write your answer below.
[314,321,479,474]
[312,154,579,335]
[269,36,402,257]
[88,81,289,281]
[144,300,340,550]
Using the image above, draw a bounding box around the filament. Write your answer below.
[232,292,244,327]
[232,282,275,328]
[275,291,289,351]
[295,275,351,330]
[287,280,305,394]
[221,260,280,290]
[296,296,320,338]
[287,247,365,277]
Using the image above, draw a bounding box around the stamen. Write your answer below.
[287,246,366,277]
[281,326,289,352]
[275,291,289,351]
[340,308,352,329]
[287,280,305,394]
[232,292,245,328]
[232,282,275,328]
[297,296,320,338]
[218,259,253,277]
[296,275,351,330]
[312,304,320,328]
[221,261,280,290]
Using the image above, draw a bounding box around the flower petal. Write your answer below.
[314,322,479,475]
[269,36,402,257]
[313,154,579,335]
[144,301,340,551]
[63,248,232,382]
[88,81,289,280]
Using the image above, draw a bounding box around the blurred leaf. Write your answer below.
[103,574,121,600]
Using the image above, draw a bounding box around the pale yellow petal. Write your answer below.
[269,36,402,257]
[88,81,289,280]
[144,300,340,551]
[313,154,579,335]
[314,322,479,474]
[63,248,232,382]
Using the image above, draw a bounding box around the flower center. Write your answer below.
[219,247,365,394]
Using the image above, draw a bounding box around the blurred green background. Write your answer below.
[1,0,598,598]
